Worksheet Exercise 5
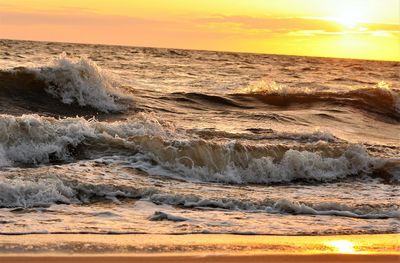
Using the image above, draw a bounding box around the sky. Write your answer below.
[0,0,399,61]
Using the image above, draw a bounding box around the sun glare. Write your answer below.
[336,9,363,28]
[327,240,357,254]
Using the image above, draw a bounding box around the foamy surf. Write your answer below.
[0,54,133,113]
[0,114,397,185]
[0,39,399,236]
[235,80,400,116]
[0,172,398,220]
[37,53,132,112]
[0,113,172,166]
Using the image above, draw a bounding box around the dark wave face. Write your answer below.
[233,82,400,120]
[0,39,399,236]
[166,86,400,120]
[0,56,134,118]
[0,68,101,117]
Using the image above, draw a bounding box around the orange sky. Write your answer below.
[0,0,399,61]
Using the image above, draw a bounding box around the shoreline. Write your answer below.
[0,234,398,262]
[1,254,400,263]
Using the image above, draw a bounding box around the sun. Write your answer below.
[327,240,357,254]
[338,12,359,28]
[336,9,363,29]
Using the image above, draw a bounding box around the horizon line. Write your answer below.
[2,37,398,63]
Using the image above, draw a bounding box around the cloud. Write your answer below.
[193,15,400,34]
[0,10,171,27]
[360,22,400,31]
[287,27,400,38]
[1,10,398,42]
[193,15,343,32]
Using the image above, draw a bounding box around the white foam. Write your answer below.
[0,177,76,208]
[147,193,400,219]
[271,199,400,219]
[1,174,398,219]
[0,145,10,167]
[149,211,189,222]
[238,80,312,95]
[0,172,148,208]
[0,113,177,166]
[191,129,337,143]
[136,140,379,184]
[374,81,400,114]
[0,114,96,165]
[0,114,391,185]
[35,53,131,112]
[238,80,400,114]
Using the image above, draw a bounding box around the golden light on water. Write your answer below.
[327,240,357,254]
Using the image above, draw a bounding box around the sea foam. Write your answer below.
[1,173,398,219]
[33,53,131,112]
[0,114,395,184]
[237,80,400,115]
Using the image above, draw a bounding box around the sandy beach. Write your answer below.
[0,234,399,262]
[2,254,400,263]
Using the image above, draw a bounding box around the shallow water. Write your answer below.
[0,39,399,235]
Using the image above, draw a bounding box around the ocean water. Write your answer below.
[0,39,399,235]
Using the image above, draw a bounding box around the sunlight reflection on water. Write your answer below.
[326,240,356,254]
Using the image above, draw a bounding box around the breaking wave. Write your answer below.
[235,80,400,118]
[0,113,170,166]
[0,114,397,184]
[0,174,398,220]
[37,53,131,112]
[0,54,132,113]
[148,193,400,219]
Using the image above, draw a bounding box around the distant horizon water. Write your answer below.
[2,38,399,63]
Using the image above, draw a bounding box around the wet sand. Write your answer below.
[0,234,398,262]
[1,254,400,263]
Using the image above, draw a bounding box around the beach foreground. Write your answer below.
[0,234,399,262]
[2,254,399,263]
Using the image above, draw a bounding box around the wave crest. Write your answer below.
[134,139,382,184]
[0,54,132,114]
[238,80,312,95]
[1,174,398,220]
[36,53,131,112]
[0,114,397,184]
[236,80,400,117]
[0,113,175,166]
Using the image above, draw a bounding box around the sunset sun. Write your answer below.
[327,240,357,254]
[336,9,363,28]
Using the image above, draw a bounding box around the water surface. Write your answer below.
[0,39,399,235]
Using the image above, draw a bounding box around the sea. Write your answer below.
[0,39,399,236]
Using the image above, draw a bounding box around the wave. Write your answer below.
[37,53,132,112]
[169,92,251,109]
[0,113,169,166]
[189,128,337,143]
[149,211,189,222]
[234,80,400,119]
[0,114,397,184]
[149,193,400,219]
[0,54,132,114]
[0,174,398,219]
[131,141,393,184]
